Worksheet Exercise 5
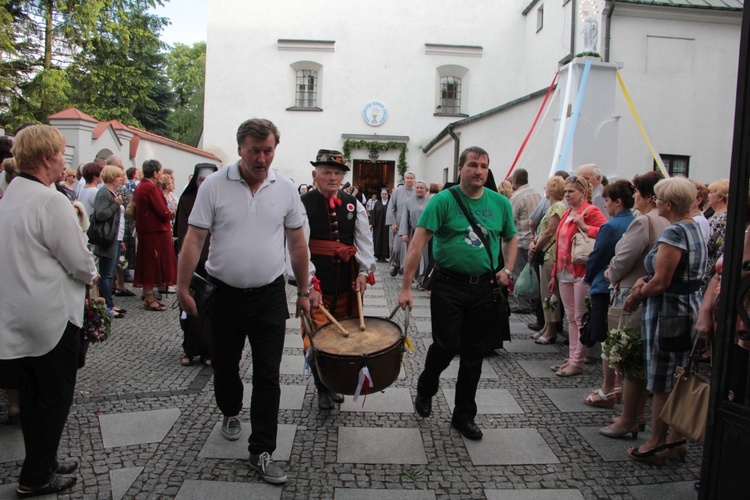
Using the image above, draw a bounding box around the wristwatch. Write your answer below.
[502,268,514,281]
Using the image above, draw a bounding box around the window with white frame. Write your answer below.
[295,69,317,107]
[439,76,462,114]
[288,61,323,111]
[435,65,469,116]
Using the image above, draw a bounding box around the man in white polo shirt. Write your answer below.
[177,118,311,485]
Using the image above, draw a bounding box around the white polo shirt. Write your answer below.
[189,161,305,289]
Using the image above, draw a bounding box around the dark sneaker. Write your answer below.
[55,460,78,475]
[17,474,77,498]
[221,415,241,441]
[249,452,287,484]
[451,419,483,440]
[414,393,432,417]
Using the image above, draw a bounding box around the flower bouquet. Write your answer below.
[81,296,113,343]
[117,255,128,271]
[602,325,643,379]
[543,294,558,312]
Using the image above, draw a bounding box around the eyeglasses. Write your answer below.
[567,176,587,190]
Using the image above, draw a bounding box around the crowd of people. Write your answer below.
[1,119,747,495]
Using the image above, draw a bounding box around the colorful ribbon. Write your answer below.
[506,71,559,180]
[554,59,593,174]
[616,70,669,178]
[352,366,373,405]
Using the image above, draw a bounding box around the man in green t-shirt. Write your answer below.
[398,146,517,440]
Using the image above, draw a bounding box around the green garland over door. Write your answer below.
[342,140,409,177]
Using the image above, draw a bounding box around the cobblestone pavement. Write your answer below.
[0,263,700,499]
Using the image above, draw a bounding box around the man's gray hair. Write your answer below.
[577,163,602,180]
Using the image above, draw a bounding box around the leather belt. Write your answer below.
[207,274,283,294]
[433,266,494,285]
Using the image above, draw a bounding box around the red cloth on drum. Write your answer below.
[133,230,177,288]
[301,292,358,353]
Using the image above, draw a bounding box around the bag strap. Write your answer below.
[449,187,498,273]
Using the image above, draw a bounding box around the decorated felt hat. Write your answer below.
[310,149,349,171]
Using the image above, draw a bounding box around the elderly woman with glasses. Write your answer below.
[622,176,706,465]
[548,174,607,377]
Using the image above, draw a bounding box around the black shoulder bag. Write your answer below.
[448,187,511,344]
[657,224,694,352]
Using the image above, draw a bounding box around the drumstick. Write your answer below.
[356,291,366,331]
[318,303,350,338]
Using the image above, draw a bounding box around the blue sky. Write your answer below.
[150,0,208,47]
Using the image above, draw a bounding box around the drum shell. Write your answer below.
[310,317,404,395]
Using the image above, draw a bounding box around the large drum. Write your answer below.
[309,317,404,395]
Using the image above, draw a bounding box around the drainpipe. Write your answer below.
[570,0,577,58]
[448,126,460,182]
[604,0,616,62]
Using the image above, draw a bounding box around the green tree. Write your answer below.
[67,5,175,135]
[166,42,205,146]
[0,0,163,129]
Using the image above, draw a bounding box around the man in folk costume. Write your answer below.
[300,149,376,410]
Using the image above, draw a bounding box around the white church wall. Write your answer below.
[609,6,741,183]
[204,0,531,184]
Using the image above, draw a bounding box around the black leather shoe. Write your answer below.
[16,474,77,498]
[55,460,78,475]
[331,393,344,404]
[451,419,483,440]
[415,393,432,417]
[389,263,399,277]
[527,322,544,332]
[318,391,334,410]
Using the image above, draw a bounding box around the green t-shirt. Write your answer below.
[418,187,516,275]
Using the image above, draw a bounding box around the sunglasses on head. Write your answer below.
[567,175,587,190]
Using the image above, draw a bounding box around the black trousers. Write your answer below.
[208,276,287,456]
[417,275,498,423]
[16,321,80,487]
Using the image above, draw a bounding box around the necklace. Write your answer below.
[415,197,426,208]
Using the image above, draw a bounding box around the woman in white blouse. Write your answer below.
[0,125,97,497]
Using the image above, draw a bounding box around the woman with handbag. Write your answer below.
[622,176,707,464]
[528,176,565,344]
[581,180,636,406]
[92,166,126,318]
[548,175,607,376]
[599,171,669,437]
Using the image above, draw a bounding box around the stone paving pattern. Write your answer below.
[0,263,701,499]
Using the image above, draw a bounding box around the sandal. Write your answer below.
[583,388,618,408]
[181,357,193,366]
[556,367,583,377]
[201,358,212,367]
[535,336,556,345]
[550,362,569,372]
[144,299,166,311]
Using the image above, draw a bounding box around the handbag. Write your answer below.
[125,199,136,220]
[87,212,118,246]
[530,240,554,266]
[660,340,710,445]
[189,273,217,314]
[658,313,693,352]
[607,286,641,334]
[579,310,595,347]
[657,224,693,352]
[514,262,539,297]
[571,206,594,265]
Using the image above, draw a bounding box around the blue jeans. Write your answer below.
[98,242,120,309]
